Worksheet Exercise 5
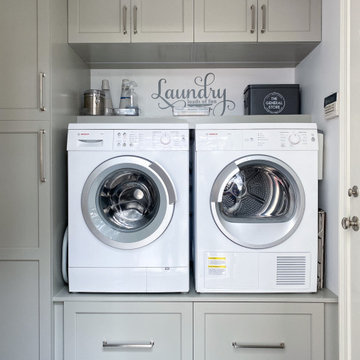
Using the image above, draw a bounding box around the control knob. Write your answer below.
[288,133,301,145]
[160,133,171,145]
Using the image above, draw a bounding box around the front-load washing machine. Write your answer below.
[67,123,189,292]
[194,123,318,293]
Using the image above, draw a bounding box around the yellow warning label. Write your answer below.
[207,255,227,276]
[208,265,226,268]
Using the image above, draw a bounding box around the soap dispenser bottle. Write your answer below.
[128,81,139,116]
[119,79,131,110]
[119,79,139,116]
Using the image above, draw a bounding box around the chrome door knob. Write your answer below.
[348,185,359,197]
[342,216,360,231]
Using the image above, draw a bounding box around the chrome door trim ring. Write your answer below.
[81,155,176,249]
[210,154,306,249]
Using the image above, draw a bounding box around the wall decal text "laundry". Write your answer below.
[151,73,235,116]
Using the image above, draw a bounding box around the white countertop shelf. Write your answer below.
[54,285,337,304]
[76,115,311,129]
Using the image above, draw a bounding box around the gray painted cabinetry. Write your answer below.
[195,0,322,42]
[68,0,193,43]
[69,0,321,44]
[55,290,337,360]
[0,0,89,359]
[64,302,192,360]
[0,0,50,121]
[194,303,324,360]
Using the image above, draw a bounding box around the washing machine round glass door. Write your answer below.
[210,155,305,249]
[81,156,176,249]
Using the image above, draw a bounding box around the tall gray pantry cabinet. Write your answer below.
[0,0,89,359]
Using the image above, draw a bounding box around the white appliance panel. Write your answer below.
[194,123,318,293]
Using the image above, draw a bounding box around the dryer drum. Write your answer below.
[221,164,292,220]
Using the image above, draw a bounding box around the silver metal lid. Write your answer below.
[84,89,105,97]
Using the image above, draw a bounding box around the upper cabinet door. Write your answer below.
[68,0,131,43]
[0,0,50,121]
[131,0,193,42]
[258,0,321,42]
[195,0,257,42]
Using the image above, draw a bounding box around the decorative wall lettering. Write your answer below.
[151,73,236,116]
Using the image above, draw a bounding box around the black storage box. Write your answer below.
[244,84,300,115]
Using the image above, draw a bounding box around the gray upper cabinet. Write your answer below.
[68,0,130,43]
[195,0,257,42]
[194,0,321,42]
[258,0,322,42]
[0,0,50,121]
[68,0,193,43]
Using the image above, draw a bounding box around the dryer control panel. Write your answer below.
[67,129,189,151]
[196,129,318,151]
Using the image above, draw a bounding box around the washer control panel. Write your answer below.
[67,129,188,151]
[196,129,318,151]
[114,130,188,150]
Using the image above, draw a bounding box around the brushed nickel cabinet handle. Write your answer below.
[39,129,46,183]
[102,340,154,349]
[133,5,138,34]
[39,72,46,111]
[123,6,128,35]
[250,5,256,33]
[261,4,266,33]
[232,342,285,349]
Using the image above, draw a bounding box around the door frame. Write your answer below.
[339,0,351,358]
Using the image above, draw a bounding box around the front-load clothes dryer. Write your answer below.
[67,123,189,293]
[194,123,318,293]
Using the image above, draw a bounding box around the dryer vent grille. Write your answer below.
[276,256,306,286]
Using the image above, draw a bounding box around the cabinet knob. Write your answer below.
[342,216,359,231]
[348,185,359,197]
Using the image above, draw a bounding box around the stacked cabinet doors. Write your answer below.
[68,0,193,43]
[68,0,321,44]
[0,0,88,359]
[194,0,321,42]
[0,0,51,359]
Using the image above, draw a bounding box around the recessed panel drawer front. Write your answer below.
[64,302,192,360]
[194,303,324,360]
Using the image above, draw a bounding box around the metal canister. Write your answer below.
[83,89,105,115]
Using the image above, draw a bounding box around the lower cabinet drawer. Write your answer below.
[64,302,192,360]
[194,302,324,360]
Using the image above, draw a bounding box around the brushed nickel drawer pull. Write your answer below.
[103,340,154,349]
[261,4,266,33]
[232,342,285,349]
[39,129,46,183]
[39,72,46,111]
[250,5,256,33]
[133,5,138,34]
[123,6,128,35]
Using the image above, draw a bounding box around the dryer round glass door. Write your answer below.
[210,155,305,249]
[82,156,176,249]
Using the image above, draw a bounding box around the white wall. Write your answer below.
[91,68,294,117]
[295,0,340,294]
